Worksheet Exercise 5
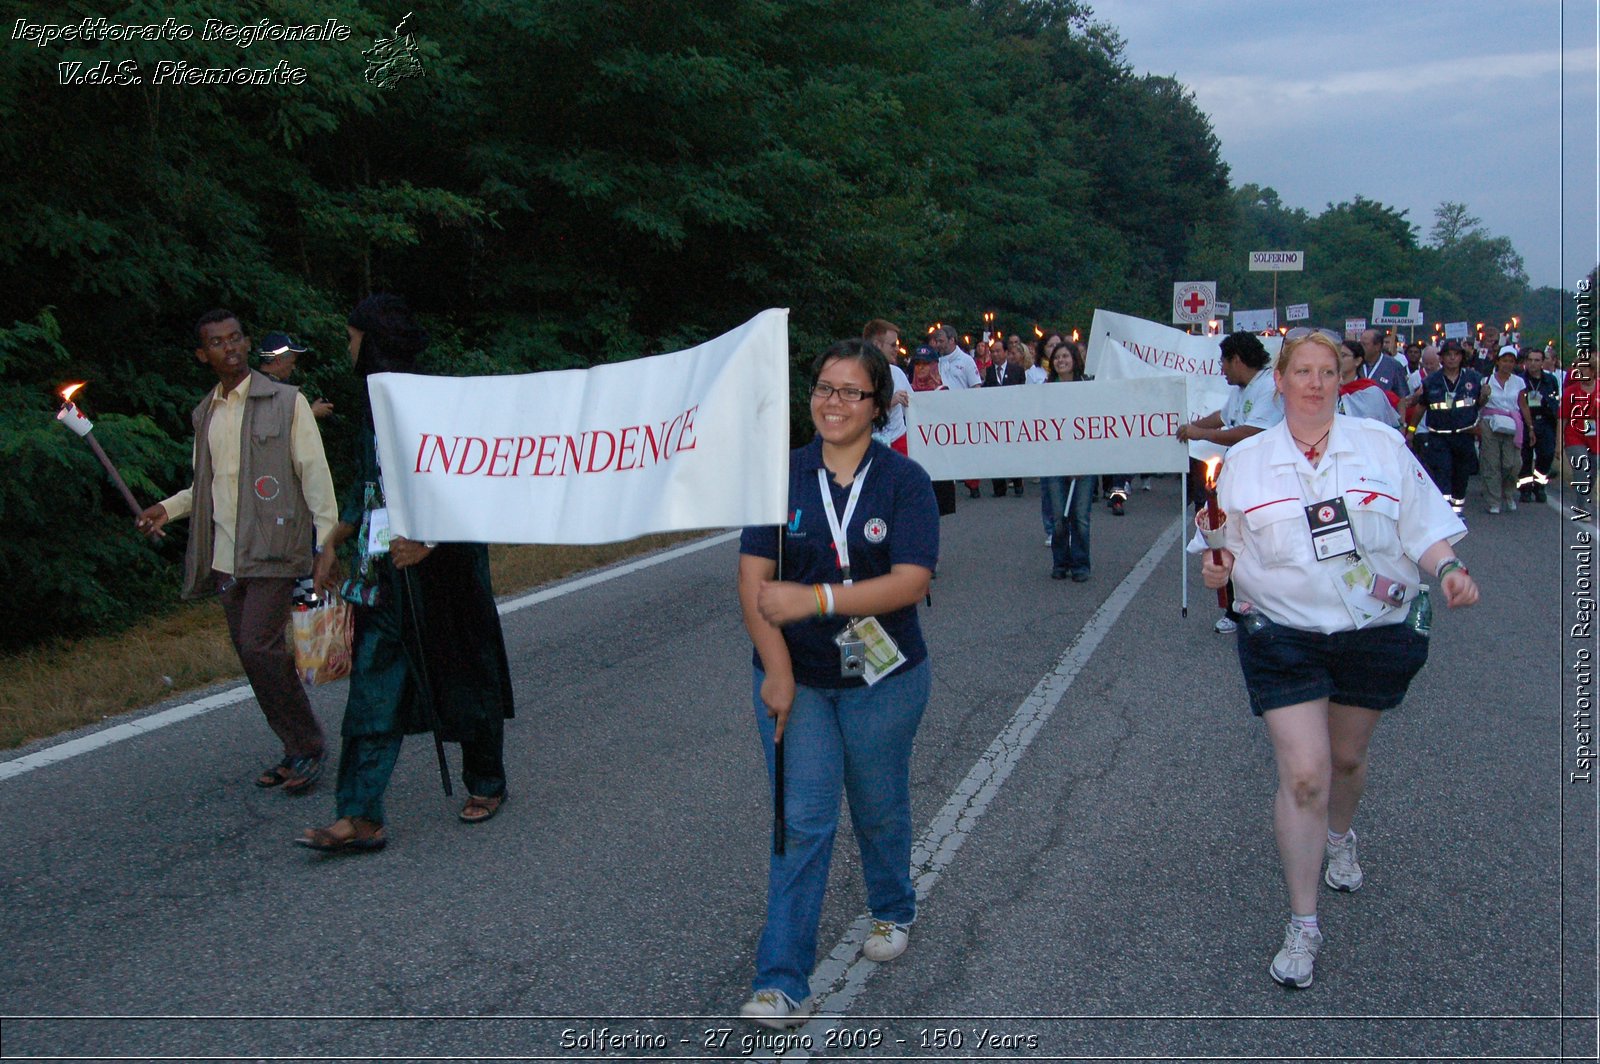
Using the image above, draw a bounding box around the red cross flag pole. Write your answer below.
[56,383,160,540]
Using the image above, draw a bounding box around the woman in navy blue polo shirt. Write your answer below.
[736,338,940,1028]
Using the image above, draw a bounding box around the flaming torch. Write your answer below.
[1197,455,1229,608]
[56,383,158,537]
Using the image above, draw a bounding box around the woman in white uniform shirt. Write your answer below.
[1202,332,1479,989]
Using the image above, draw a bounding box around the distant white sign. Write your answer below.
[1248,250,1304,271]
[1372,298,1423,326]
[1285,303,1310,321]
[1213,300,1231,318]
[1345,318,1367,340]
[1172,281,1216,325]
[1444,321,1470,339]
[1233,308,1278,332]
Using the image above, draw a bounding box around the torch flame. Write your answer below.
[60,382,86,403]
[1071,329,1080,342]
[1203,456,1222,489]
[1033,325,1043,338]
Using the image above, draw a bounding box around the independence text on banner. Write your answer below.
[367,309,790,544]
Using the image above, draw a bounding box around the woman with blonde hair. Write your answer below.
[1202,331,1478,988]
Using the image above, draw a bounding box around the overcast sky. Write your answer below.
[1086,0,1596,291]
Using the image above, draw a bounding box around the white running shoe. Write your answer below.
[1505,498,1517,511]
[1269,921,1324,988]
[739,989,809,1029]
[1324,830,1364,892]
[1487,505,1501,514]
[1044,534,1053,546]
[862,919,910,962]
[1214,616,1238,634]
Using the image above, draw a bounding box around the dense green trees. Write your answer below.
[0,0,1563,649]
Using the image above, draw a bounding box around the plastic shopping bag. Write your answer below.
[289,599,354,686]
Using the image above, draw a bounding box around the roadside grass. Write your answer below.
[0,533,709,751]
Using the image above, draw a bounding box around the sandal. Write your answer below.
[254,759,291,788]
[295,817,386,853]
[459,793,506,824]
[279,756,322,795]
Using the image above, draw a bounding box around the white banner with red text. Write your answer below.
[367,308,790,543]
[1084,308,1280,462]
[905,377,1188,479]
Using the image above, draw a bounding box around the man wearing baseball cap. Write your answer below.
[258,331,333,419]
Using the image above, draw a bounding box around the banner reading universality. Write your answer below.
[368,309,790,543]
[1085,308,1281,461]
[905,377,1188,479]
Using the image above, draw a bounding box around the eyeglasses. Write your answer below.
[812,382,872,402]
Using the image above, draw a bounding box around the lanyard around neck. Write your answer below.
[817,462,871,584]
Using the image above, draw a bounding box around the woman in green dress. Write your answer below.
[298,294,515,853]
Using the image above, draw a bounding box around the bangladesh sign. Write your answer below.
[1372,298,1422,326]
[1248,250,1304,271]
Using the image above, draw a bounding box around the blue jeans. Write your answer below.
[751,660,931,1003]
[1040,475,1094,576]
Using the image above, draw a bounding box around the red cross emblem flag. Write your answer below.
[1172,281,1216,325]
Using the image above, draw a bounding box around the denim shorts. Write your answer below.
[1236,615,1428,715]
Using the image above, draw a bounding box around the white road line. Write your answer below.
[787,520,1180,1052]
[0,531,740,783]
[496,531,738,615]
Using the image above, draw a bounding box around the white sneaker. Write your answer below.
[739,989,808,1029]
[1487,505,1501,514]
[1044,534,1053,546]
[1214,616,1237,634]
[1506,498,1517,511]
[1324,830,1364,892]
[1269,921,1324,988]
[862,919,910,962]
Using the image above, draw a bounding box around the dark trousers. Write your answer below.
[335,726,506,824]
[1417,433,1477,502]
[1520,421,1557,490]
[990,477,1023,496]
[216,572,324,759]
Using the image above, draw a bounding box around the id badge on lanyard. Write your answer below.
[1298,455,1407,629]
[817,464,907,684]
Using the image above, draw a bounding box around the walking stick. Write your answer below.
[402,562,454,797]
[773,524,787,856]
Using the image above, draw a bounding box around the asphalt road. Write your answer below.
[0,472,1592,1063]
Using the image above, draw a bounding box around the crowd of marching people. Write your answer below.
[133,298,1593,1023]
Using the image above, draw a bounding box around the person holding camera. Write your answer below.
[1201,332,1477,989]
[736,338,939,1027]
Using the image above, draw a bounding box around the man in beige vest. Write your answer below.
[137,310,339,793]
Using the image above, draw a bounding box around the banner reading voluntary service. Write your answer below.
[368,308,790,543]
[906,377,1188,480]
